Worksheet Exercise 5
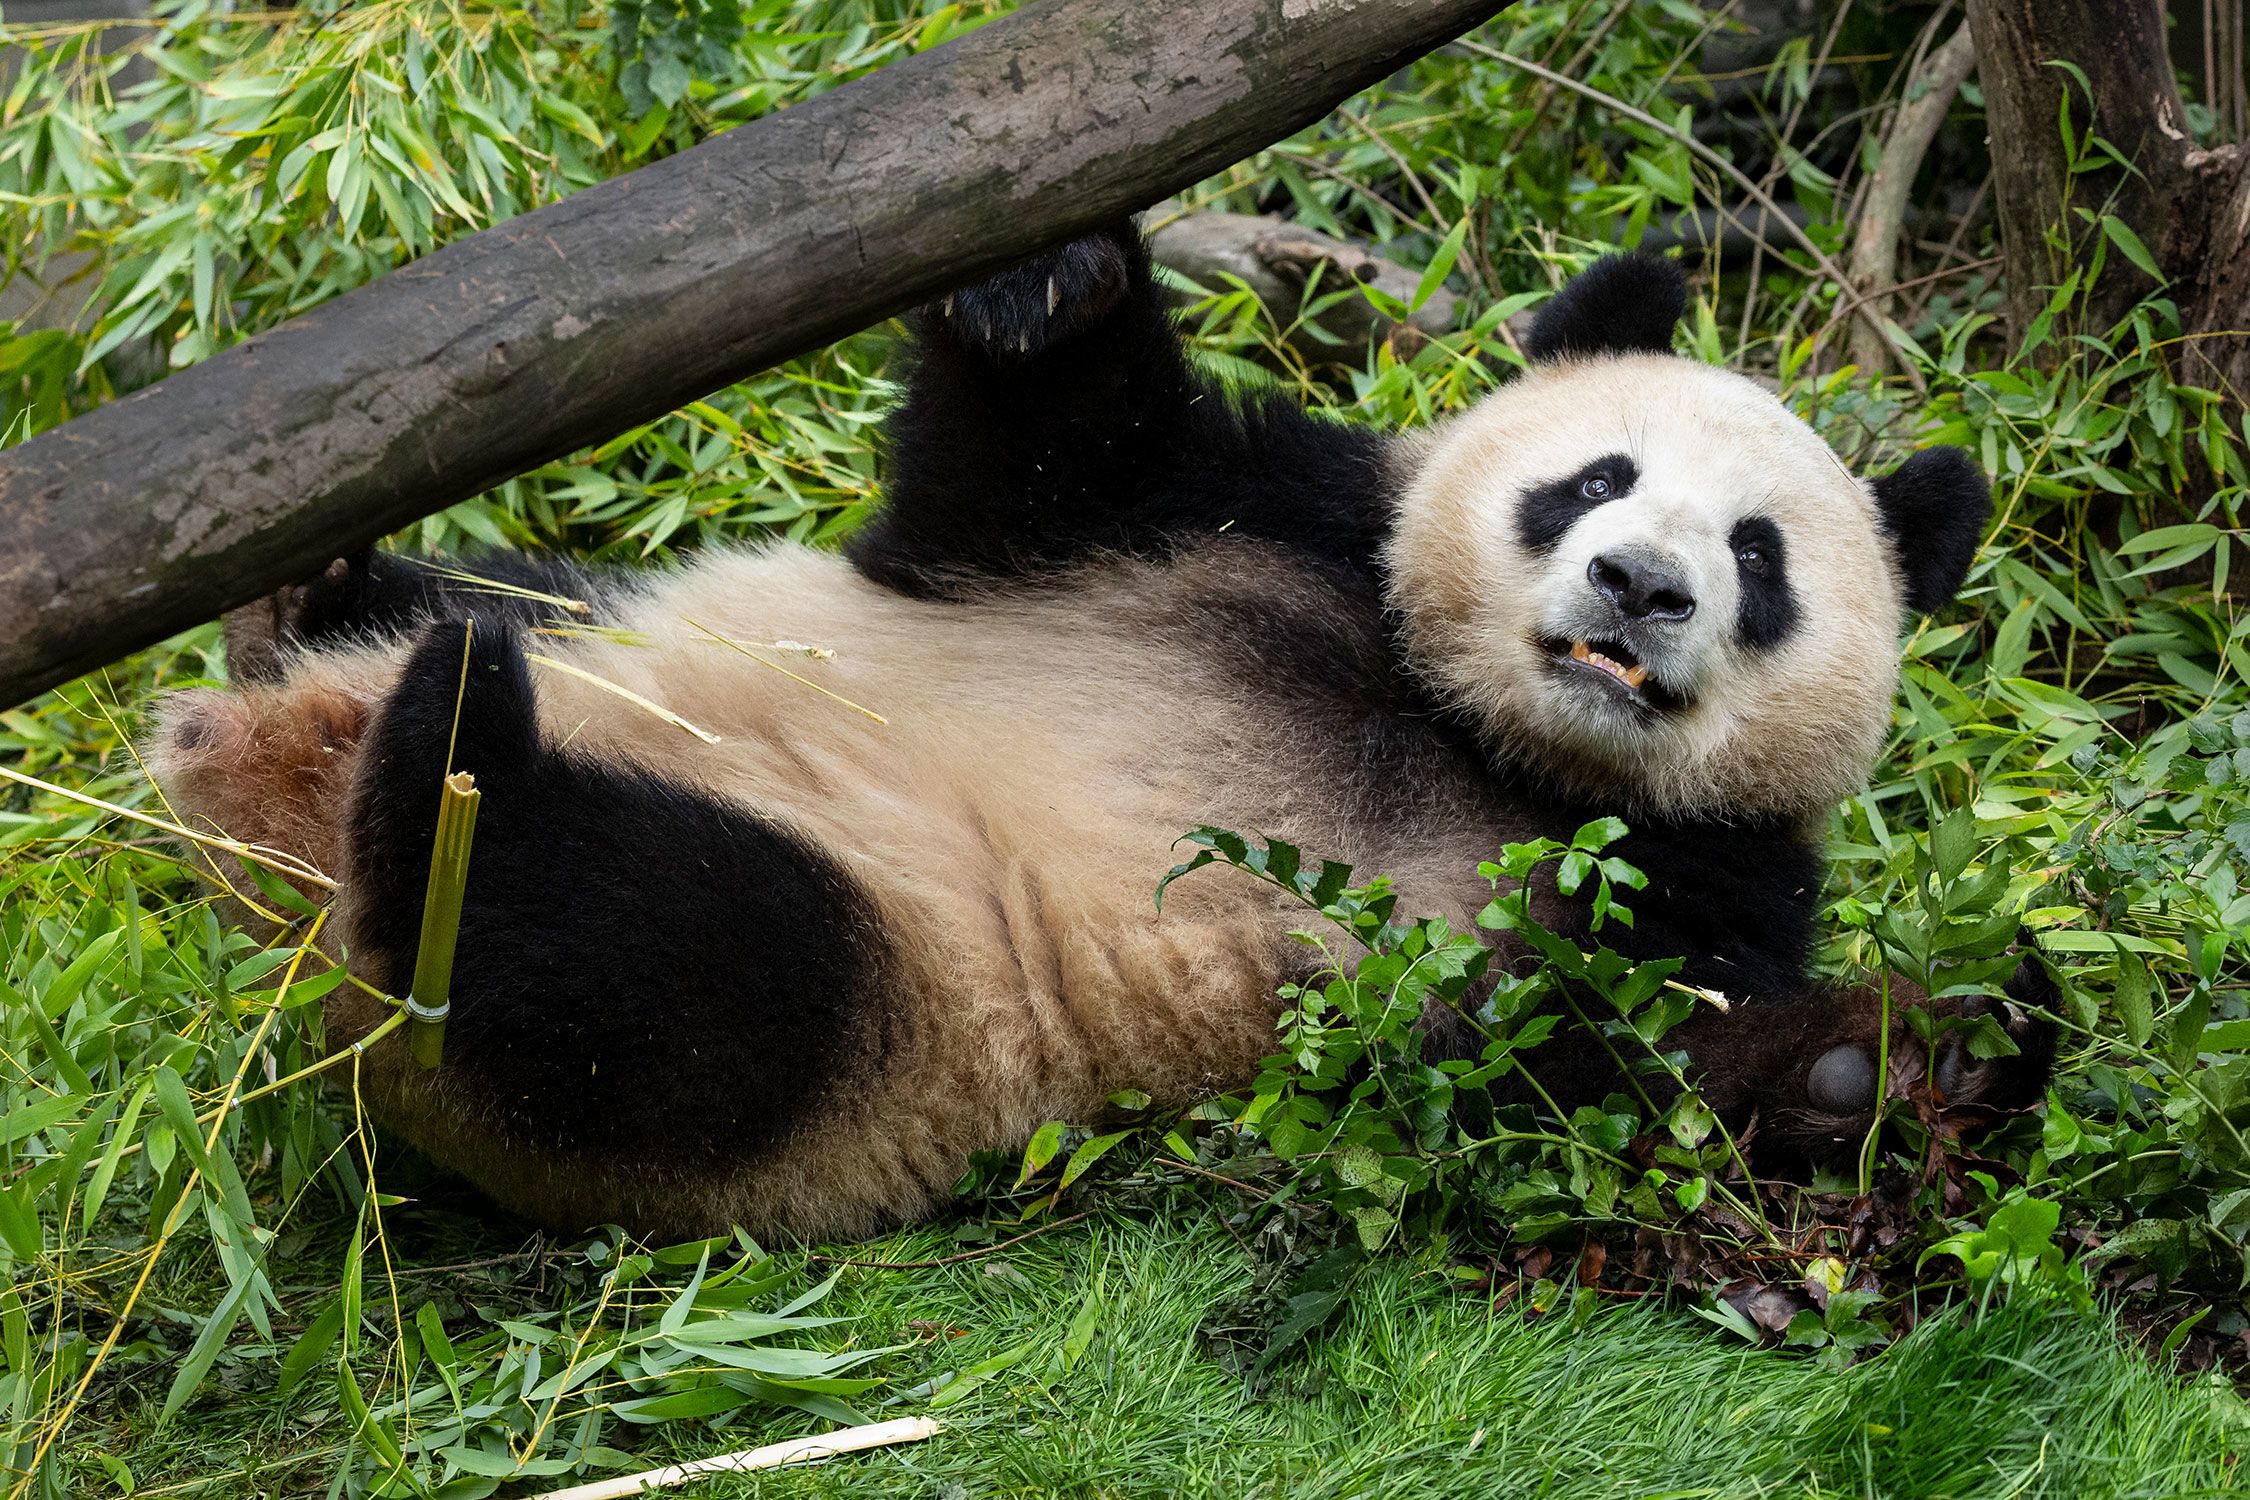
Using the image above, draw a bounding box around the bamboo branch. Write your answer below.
[533,1417,942,1500]
[406,770,480,1069]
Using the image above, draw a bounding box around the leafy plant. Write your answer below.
[5,0,2250,1487]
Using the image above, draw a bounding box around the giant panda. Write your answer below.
[150,227,2051,1241]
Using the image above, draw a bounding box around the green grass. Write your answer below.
[101,1189,2243,1498]
[10,0,2250,1493]
[743,1219,2242,1500]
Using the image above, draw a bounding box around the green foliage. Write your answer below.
[5,0,2250,1487]
[1137,825,1771,1365]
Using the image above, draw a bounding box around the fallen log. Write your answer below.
[1146,208,1460,361]
[0,0,1509,708]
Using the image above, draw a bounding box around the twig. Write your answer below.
[523,652,722,743]
[1737,0,1855,353]
[0,762,336,889]
[134,1444,350,1498]
[108,1007,411,1168]
[1501,0,1634,158]
[1160,1159,1279,1202]
[1814,254,2002,354]
[532,1417,942,1500]
[1897,177,1992,326]
[1465,40,1926,396]
[386,1249,549,1280]
[808,1211,1097,1270]
[685,617,887,723]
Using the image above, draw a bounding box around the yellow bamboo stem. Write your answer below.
[406,772,481,1070]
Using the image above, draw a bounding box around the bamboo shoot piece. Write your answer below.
[406,770,481,1069]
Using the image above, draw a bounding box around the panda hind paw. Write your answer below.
[223,552,374,684]
[1805,964,2056,1125]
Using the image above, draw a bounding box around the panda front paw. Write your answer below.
[223,552,375,684]
[1785,954,2057,1155]
[929,227,1137,361]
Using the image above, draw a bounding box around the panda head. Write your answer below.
[1383,251,1989,823]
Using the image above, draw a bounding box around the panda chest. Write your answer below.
[518,553,1367,1031]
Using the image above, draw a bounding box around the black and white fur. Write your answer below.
[152,229,2045,1240]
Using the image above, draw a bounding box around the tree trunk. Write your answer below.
[1845,23,1978,373]
[1967,0,2250,402]
[0,0,1510,710]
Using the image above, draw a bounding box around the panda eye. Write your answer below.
[1579,474,1612,502]
[1736,544,1770,576]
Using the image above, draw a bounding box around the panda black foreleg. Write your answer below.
[856,221,1397,590]
[851,224,1248,591]
[339,618,885,1201]
[1650,962,2057,1172]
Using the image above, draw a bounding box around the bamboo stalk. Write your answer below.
[532,1417,942,1499]
[406,771,481,1070]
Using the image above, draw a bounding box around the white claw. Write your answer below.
[941,294,955,318]
[1047,276,1059,315]
[1018,332,1031,354]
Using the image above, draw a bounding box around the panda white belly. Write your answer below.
[160,540,1500,1237]
[548,539,1442,987]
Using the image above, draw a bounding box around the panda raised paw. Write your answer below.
[929,226,1137,361]
[223,551,375,684]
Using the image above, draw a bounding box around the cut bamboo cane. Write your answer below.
[532,1416,942,1499]
[406,770,481,1069]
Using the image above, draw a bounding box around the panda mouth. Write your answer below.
[1542,637,1684,712]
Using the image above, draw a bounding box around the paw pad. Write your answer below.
[1807,1044,1877,1111]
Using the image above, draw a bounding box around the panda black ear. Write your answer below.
[1524,252,1687,363]
[1870,447,1990,613]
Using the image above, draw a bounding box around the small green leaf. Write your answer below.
[2098,214,2165,283]
[1411,219,1469,314]
[1015,1120,1067,1186]
[1058,1130,1131,1190]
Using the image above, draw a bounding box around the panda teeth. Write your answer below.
[1569,639,1649,691]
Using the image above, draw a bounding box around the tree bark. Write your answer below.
[1965,0,2205,340]
[0,0,1510,709]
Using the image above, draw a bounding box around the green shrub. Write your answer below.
[3,0,2249,1489]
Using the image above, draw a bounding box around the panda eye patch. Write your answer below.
[1515,454,1639,555]
[1729,516,1798,650]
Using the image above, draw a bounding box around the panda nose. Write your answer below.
[1588,549,1696,623]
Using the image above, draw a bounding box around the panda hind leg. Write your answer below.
[146,643,407,922]
[333,617,887,1233]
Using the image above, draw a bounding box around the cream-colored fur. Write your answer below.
[156,542,1506,1239]
[151,358,1921,1240]
[1384,355,1901,821]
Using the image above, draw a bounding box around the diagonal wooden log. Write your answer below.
[0,0,1509,708]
